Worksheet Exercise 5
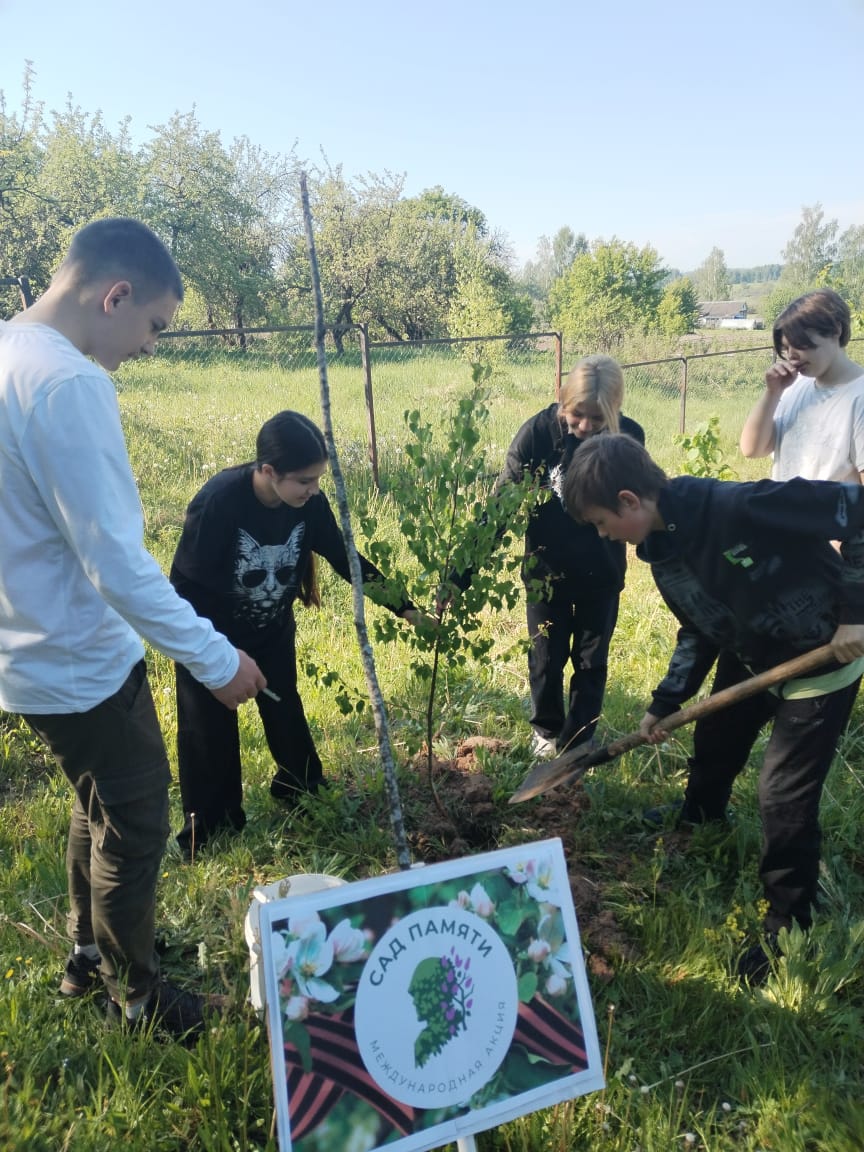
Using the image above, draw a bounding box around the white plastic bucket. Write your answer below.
[244,873,347,1013]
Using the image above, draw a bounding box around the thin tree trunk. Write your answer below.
[299,172,411,870]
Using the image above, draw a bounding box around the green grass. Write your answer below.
[1,345,863,1151]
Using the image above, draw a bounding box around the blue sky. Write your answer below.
[2,0,862,273]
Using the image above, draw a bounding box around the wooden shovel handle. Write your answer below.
[601,642,836,761]
[510,643,840,804]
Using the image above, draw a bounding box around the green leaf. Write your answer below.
[517,970,539,1003]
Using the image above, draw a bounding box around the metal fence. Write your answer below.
[143,325,562,488]
[620,336,864,462]
[116,325,864,487]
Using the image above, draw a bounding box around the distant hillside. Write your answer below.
[736,281,776,311]
[728,264,782,285]
[679,264,782,316]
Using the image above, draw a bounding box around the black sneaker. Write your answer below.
[59,949,101,997]
[642,799,729,829]
[737,934,780,986]
[270,773,326,804]
[105,980,224,1043]
[177,810,245,861]
[642,799,685,828]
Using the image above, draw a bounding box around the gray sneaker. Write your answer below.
[530,731,558,759]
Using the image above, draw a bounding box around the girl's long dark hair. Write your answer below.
[256,410,327,473]
[256,411,328,608]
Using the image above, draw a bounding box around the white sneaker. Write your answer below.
[530,732,558,759]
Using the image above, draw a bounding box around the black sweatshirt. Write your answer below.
[171,464,409,653]
[499,404,645,588]
[639,475,864,717]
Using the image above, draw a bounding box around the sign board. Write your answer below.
[258,837,604,1151]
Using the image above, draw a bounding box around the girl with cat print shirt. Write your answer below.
[170,410,416,858]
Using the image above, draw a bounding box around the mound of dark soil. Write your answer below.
[375,736,634,982]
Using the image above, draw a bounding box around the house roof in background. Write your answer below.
[698,300,748,317]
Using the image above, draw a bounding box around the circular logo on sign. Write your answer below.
[354,906,518,1108]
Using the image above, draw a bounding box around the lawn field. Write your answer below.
[1,346,862,1152]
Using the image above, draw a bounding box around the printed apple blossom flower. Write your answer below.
[534,909,572,996]
[270,930,294,980]
[527,938,551,963]
[329,918,367,963]
[545,970,569,997]
[283,994,310,1021]
[525,855,563,906]
[538,909,566,953]
[284,920,339,1003]
[468,882,495,918]
[504,858,537,886]
[287,911,324,939]
[448,883,494,917]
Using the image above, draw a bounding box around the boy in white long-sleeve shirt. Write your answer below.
[0,218,265,1040]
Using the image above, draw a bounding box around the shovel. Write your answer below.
[509,643,837,804]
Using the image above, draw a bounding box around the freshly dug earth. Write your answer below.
[378,736,634,983]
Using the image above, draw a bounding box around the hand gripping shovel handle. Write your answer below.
[509,643,836,804]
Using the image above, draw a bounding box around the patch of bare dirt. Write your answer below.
[378,736,636,980]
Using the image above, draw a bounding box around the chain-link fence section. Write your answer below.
[620,346,772,468]
[621,336,864,473]
[118,326,561,496]
[359,329,562,483]
[113,325,864,506]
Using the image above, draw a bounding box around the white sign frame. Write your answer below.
[259,837,604,1152]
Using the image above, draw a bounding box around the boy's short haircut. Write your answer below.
[563,433,668,519]
[60,218,184,305]
[773,288,851,355]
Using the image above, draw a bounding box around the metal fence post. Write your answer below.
[554,332,563,401]
[357,323,380,490]
[679,357,688,435]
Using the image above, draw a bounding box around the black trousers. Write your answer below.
[24,662,169,1002]
[684,649,860,932]
[175,627,323,834]
[526,577,620,751]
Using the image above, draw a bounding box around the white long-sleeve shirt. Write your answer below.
[0,321,238,713]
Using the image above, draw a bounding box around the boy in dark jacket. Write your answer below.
[563,434,864,982]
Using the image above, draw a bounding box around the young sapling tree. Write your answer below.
[361,365,542,791]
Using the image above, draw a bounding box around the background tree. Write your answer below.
[781,202,838,286]
[729,263,782,285]
[548,238,667,350]
[38,102,142,230]
[141,111,288,334]
[829,224,864,324]
[693,246,730,301]
[763,280,808,328]
[371,185,516,342]
[282,167,406,350]
[520,226,588,320]
[284,171,531,349]
[657,276,700,336]
[524,227,588,290]
[0,66,54,315]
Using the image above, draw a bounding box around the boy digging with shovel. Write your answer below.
[562,434,864,983]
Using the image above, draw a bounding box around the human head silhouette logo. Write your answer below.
[408,946,475,1068]
[355,905,518,1108]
